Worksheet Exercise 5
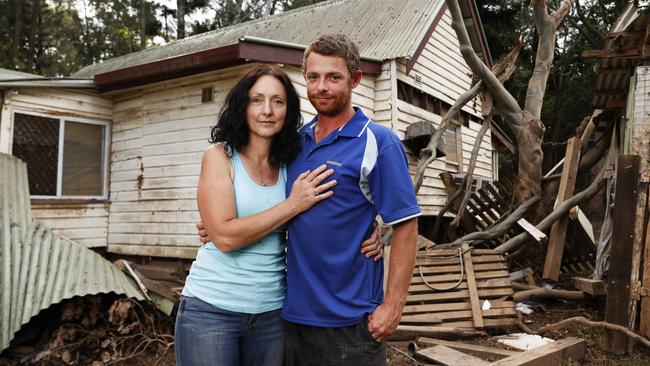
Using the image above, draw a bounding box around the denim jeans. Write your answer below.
[174,296,285,366]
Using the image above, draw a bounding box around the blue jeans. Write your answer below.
[174,296,285,366]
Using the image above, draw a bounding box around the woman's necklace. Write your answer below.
[240,152,277,186]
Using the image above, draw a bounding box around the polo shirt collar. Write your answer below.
[300,107,371,140]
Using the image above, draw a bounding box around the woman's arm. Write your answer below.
[197,145,335,253]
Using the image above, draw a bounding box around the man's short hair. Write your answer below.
[303,34,361,78]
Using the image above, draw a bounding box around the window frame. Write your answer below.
[11,109,111,200]
[444,122,464,173]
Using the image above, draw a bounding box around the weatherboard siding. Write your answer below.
[2,88,113,248]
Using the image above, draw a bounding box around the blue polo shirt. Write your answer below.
[282,107,421,327]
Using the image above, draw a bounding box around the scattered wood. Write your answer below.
[403,248,518,330]
[489,337,586,366]
[543,137,582,282]
[445,196,538,247]
[604,155,641,354]
[495,154,609,254]
[516,218,547,243]
[513,287,586,303]
[416,337,519,358]
[571,277,605,296]
[388,325,488,341]
[416,345,489,366]
[641,185,650,337]
[537,317,650,349]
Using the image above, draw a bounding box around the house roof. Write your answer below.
[589,4,650,109]
[0,68,43,80]
[72,0,490,91]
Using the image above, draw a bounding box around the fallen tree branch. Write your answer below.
[451,118,492,227]
[495,152,609,254]
[445,196,540,246]
[537,316,650,349]
[388,325,488,341]
[513,287,586,302]
[413,81,483,193]
[445,0,521,123]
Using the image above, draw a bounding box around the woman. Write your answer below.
[175,64,381,366]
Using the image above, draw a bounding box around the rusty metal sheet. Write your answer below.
[0,153,143,353]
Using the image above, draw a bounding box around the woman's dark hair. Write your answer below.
[209,64,302,166]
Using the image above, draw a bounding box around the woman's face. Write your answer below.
[246,75,287,140]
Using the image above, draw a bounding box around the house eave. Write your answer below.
[94,39,383,93]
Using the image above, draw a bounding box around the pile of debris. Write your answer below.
[0,295,173,365]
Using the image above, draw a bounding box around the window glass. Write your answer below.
[12,113,59,195]
[62,122,104,196]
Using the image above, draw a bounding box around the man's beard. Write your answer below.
[308,91,350,116]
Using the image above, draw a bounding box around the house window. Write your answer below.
[12,112,109,199]
[444,124,463,173]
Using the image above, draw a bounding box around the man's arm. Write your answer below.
[367,217,417,341]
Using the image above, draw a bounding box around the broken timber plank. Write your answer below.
[417,345,489,366]
[571,277,605,296]
[463,243,484,328]
[489,337,586,366]
[543,137,582,281]
[628,181,648,348]
[604,155,640,354]
[641,184,650,337]
[516,218,547,243]
[417,337,519,358]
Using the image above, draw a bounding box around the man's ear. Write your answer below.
[351,70,362,88]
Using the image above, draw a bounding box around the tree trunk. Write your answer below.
[513,112,545,210]
[140,0,147,49]
[11,0,23,69]
[26,0,39,72]
[177,0,186,39]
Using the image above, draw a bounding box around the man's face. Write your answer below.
[304,52,360,117]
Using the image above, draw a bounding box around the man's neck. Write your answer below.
[314,107,356,143]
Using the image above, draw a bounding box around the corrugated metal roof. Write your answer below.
[0,153,143,353]
[592,4,649,109]
[74,0,445,78]
[0,68,43,81]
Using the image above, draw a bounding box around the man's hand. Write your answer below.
[367,303,401,342]
[360,222,383,261]
[197,221,210,243]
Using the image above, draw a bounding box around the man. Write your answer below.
[201,34,419,365]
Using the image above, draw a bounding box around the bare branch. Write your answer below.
[451,118,492,226]
[495,150,608,254]
[514,287,586,302]
[446,196,540,246]
[413,81,483,192]
[525,0,573,119]
[445,0,521,121]
[537,316,650,349]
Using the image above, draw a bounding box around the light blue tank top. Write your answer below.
[182,150,287,314]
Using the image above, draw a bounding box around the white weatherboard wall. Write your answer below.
[106,64,375,259]
[395,8,493,215]
[1,88,112,248]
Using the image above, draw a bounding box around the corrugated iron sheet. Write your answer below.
[0,153,143,353]
[74,0,444,78]
[592,5,649,109]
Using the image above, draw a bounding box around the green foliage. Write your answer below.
[477,0,628,169]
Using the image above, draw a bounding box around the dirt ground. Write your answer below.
[3,295,650,365]
[387,298,650,366]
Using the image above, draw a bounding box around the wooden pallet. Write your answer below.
[402,244,517,329]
